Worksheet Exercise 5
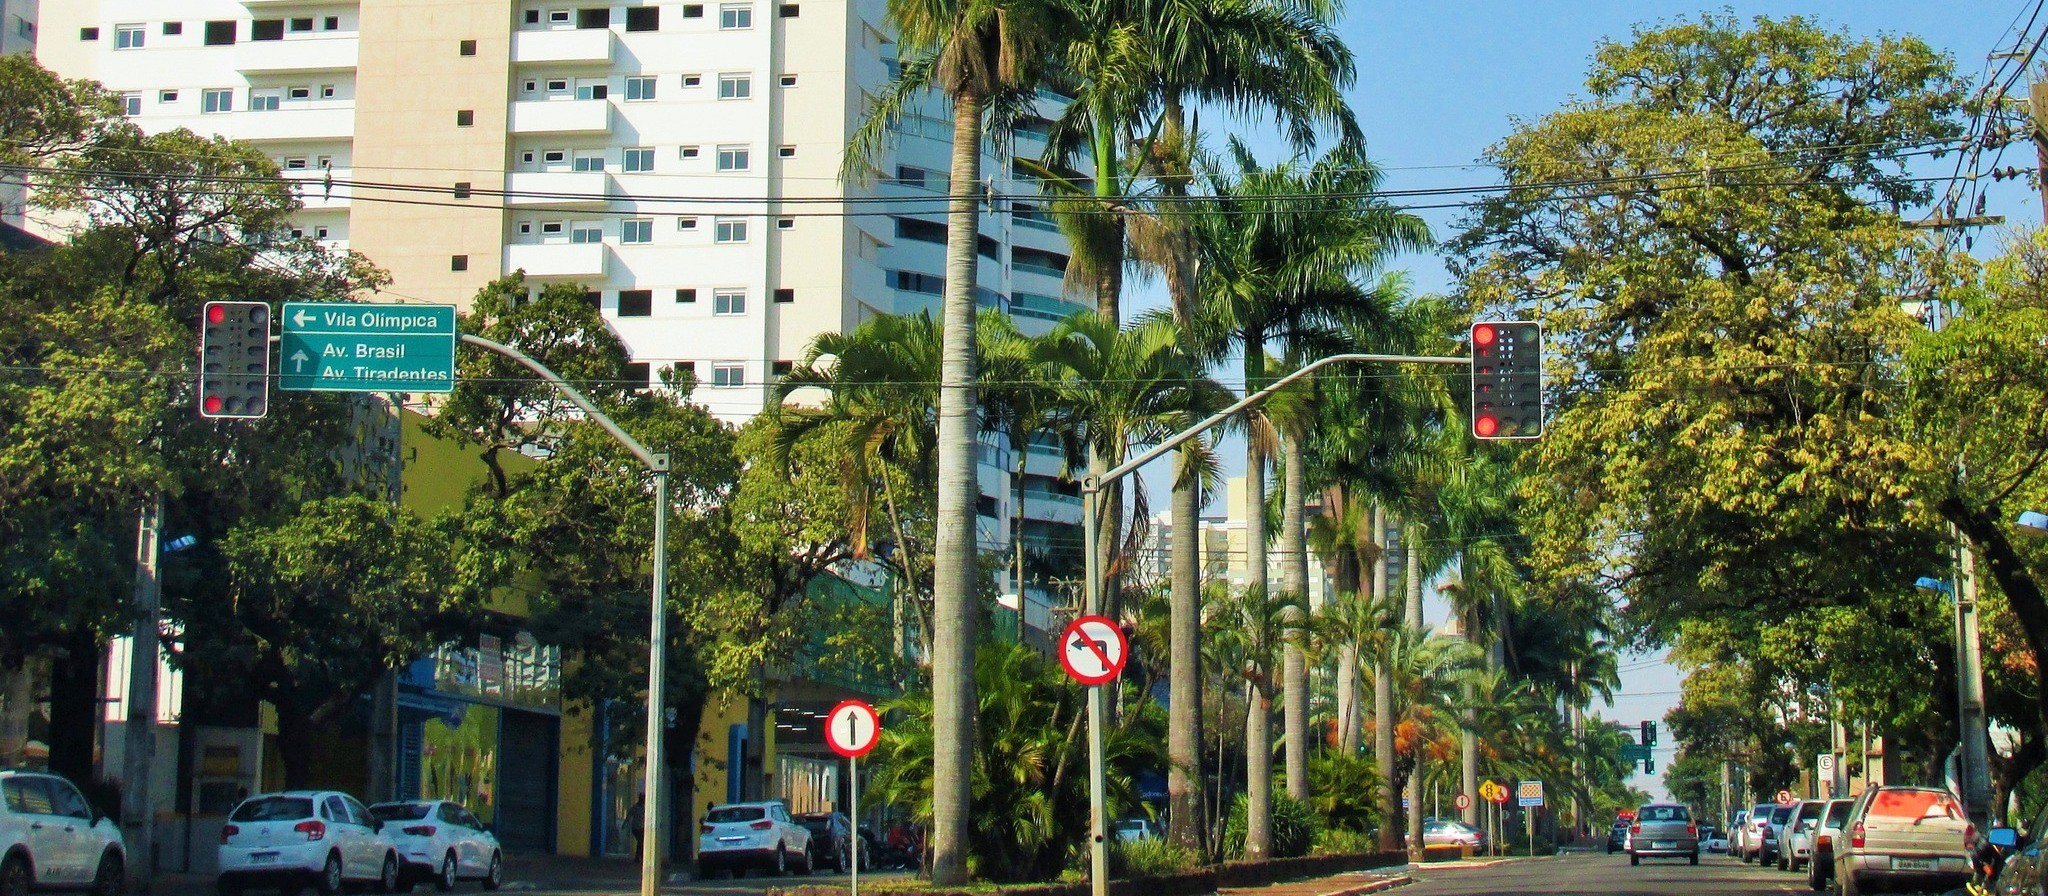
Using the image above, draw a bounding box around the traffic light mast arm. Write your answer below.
[1085,352,1469,495]
[458,332,666,474]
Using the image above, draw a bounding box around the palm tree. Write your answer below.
[1204,581,1295,858]
[1306,484,1379,753]
[845,0,1064,879]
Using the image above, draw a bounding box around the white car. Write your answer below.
[696,802,812,878]
[218,791,402,896]
[0,770,126,896]
[368,801,502,892]
[1112,818,1159,842]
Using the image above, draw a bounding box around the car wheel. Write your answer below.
[480,853,502,892]
[1689,852,1698,866]
[317,853,345,896]
[377,854,400,894]
[1807,861,1824,891]
[436,853,458,893]
[772,844,788,876]
[1,855,31,896]
[91,849,123,896]
[1630,853,1640,866]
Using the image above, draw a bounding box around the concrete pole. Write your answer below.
[1082,487,1109,896]
[2030,82,2048,225]
[640,464,671,896]
[1954,530,1992,827]
[122,495,163,890]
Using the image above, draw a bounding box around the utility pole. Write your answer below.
[2030,81,2048,224]
[1953,528,1993,827]
[122,495,163,890]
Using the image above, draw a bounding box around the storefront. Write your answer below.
[398,632,563,854]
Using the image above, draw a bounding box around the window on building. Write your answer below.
[450,255,469,272]
[715,145,749,172]
[250,92,280,111]
[459,39,477,55]
[119,93,142,116]
[577,8,610,28]
[772,360,794,376]
[576,82,608,100]
[569,222,602,243]
[288,86,311,100]
[714,218,747,243]
[582,290,602,309]
[518,222,533,234]
[719,4,753,29]
[546,78,569,92]
[617,289,653,316]
[978,234,1000,260]
[717,73,751,100]
[323,16,341,30]
[779,74,797,87]
[773,288,795,303]
[896,165,928,188]
[251,19,285,41]
[548,10,572,25]
[114,24,145,49]
[543,149,567,164]
[623,147,654,172]
[525,9,542,24]
[162,22,183,35]
[80,26,100,41]
[673,361,699,384]
[455,109,475,126]
[624,76,656,101]
[778,145,796,158]
[679,145,700,159]
[283,157,309,170]
[523,79,539,94]
[776,217,795,230]
[621,219,653,244]
[572,152,605,172]
[320,84,336,98]
[624,362,652,390]
[677,217,698,230]
[453,182,473,199]
[891,270,943,294]
[711,363,744,387]
[682,4,705,17]
[201,89,234,113]
[314,226,329,239]
[541,221,566,235]
[713,289,746,315]
[675,288,697,303]
[290,18,314,32]
[159,90,179,103]
[779,4,800,16]
[895,217,945,244]
[626,7,659,31]
[681,74,702,87]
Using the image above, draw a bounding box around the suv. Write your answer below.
[696,802,811,878]
[367,800,502,892]
[1628,803,1699,866]
[792,812,854,874]
[1831,787,1970,896]
[0,771,126,896]
[218,792,402,896]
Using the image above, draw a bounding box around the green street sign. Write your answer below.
[279,302,457,393]
[1620,744,1651,762]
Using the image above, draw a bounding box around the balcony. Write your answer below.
[283,168,351,211]
[1021,489,1083,525]
[238,37,357,73]
[504,242,608,278]
[505,170,611,208]
[511,28,614,64]
[230,106,356,142]
[509,99,611,134]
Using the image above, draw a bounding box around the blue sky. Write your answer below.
[1133,0,2034,802]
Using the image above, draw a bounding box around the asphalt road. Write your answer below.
[1400,850,1830,896]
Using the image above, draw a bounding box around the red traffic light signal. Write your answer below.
[1471,321,1542,440]
[200,301,272,419]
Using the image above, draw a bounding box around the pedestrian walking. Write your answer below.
[626,795,646,861]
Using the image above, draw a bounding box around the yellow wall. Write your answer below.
[556,702,595,857]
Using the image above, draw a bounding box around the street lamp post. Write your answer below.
[1077,352,1468,896]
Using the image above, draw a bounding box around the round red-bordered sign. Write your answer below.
[1455,793,1471,811]
[825,699,881,759]
[1059,615,1128,686]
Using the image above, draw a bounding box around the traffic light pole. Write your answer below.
[1079,351,1466,896]
[456,335,672,896]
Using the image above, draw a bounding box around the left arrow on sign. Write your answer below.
[291,309,314,328]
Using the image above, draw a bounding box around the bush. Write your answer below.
[1311,827,1377,856]
[1302,753,1379,833]
[1110,838,1202,878]
[1222,793,1322,859]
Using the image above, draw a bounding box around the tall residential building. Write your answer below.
[1138,475,1336,609]
[1,0,38,229]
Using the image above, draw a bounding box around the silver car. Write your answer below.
[1629,802,1699,866]
[1831,786,1970,896]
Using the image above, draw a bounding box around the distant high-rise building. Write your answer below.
[0,0,39,228]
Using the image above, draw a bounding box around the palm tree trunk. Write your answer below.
[1371,503,1397,853]
[1242,331,1271,859]
[1245,679,1273,860]
[927,87,984,888]
[1167,449,1205,852]
[1404,521,1424,857]
[1280,432,1309,801]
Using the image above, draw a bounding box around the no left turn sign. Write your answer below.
[1060,615,1128,686]
[825,700,881,759]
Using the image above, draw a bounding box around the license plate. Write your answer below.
[1892,858,1937,871]
[249,853,279,865]
[1652,841,1676,850]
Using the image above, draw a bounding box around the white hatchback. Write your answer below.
[368,801,501,892]
[0,771,126,896]
[697,802,811,878]
[218,792,402,896]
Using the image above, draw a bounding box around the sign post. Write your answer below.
[1517,781,1544,856]
[1061,612,1128,896]
[1816,754,1837,798]
[825,700,880,896]
[280,302,457,393]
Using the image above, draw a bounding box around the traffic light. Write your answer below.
[1641,720,1658,746]
[200,301,271,419]
[1470,321,1543,439]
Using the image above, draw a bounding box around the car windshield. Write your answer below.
[1867,790,1962,821]
[1638,806,1689,822]
[794,815,830,831]
[232,796,314,822]
[1114,821,1144,831]
[1770,806,1795,823]
[1825,802,1854,826]
[707,806,766,824]
[1797,803,1824,822]
[370,803,432,821]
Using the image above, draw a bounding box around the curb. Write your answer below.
[1321,876,1412,895]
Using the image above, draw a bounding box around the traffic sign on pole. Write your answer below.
[279,302,457,393]
[1455,793,1471,811]
[1517,780,1544,807]
[1059,615,1128,686]
[825,700,881,759]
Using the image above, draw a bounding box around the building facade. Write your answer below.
[0,0,37,228]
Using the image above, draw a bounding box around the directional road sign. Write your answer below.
[1517,780,1544,807]
[825,700,880,759]
[1621,744,1651,763]
[1059,615,1128,686]
[279,302,457,393]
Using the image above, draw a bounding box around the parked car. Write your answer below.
[1758,803,1797,868]
[1628,803,1699,866]
[1728,810,1750,858]
[1805,798,1855,891]
[1111,818,1159,843]
[1607,818,1631,854]
[1416,820,1486,852]
[1831,786,1971,896]
[368,801,502,892]
[792,812,857,874]
[697,802,812,878]
[1700,826,1728,853]
[218,791,402,896]
[1781,799,1827,871]
[1740,803,1775,862]
[0,770,126,896]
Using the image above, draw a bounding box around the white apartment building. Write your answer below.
[1138,475,1336,609]
[37,0,1084,632]
[1,0,38,229]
